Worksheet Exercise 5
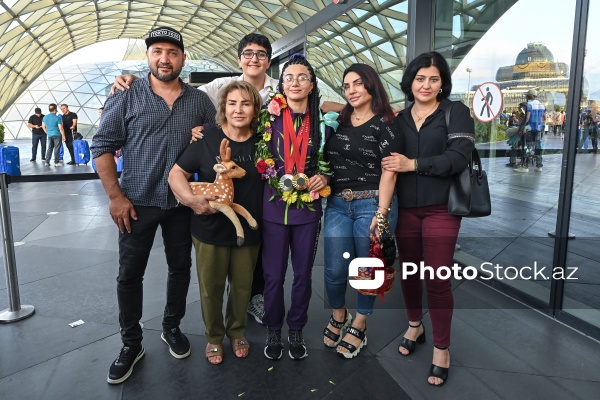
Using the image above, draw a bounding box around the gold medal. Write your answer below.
[292,173,309,190]
[279,174,294,192]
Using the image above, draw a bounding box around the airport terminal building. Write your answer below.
[0,1,598,399]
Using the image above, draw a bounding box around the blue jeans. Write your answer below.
[323,194,398,315]
[117,206,192,347]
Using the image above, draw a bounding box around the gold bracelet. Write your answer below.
[378,205,391,212]
[414,159,418,173]
[374,210,391,235]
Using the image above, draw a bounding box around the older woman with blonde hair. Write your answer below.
[168,81,263,365]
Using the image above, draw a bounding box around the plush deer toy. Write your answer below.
[188,138,257,246]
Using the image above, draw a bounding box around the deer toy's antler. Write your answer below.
[219,138,231,163]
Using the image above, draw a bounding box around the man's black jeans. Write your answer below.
[117,205,192,347]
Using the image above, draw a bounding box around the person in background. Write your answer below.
[28,107,46,162]
[506,112,522,167]
[579,101,598,153]
[169,81,263,365]
[524,89,546,171]
[90,26,216,385]
[322,63,399,359]
[42,103,65,167]
[60,104,78,165]
[553,107,562,136]
[382,51,475,387]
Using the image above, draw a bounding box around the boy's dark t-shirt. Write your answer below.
[175,126,262,246]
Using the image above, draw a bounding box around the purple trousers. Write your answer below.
[262,219,320,331]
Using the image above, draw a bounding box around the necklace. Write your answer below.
[412,102,439,122]
[353,111,374,121]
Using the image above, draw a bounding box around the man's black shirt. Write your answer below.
[62,112,77,132]
[28,114,44,135]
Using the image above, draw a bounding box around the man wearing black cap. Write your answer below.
[27,107,46,162]
[91,26,216,385]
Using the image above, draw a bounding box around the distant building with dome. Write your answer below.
[454,42,588,113]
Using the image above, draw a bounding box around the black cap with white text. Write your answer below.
[145,27,184,52]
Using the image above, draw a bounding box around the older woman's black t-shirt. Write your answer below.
[325,115,400,193]
[175,127,262,246]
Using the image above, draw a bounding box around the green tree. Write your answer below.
[474,120,507,143]
[0,123,4,144]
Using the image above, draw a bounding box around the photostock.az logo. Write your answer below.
[348,256,385,290]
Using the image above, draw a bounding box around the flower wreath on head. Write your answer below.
[255,92,339,214]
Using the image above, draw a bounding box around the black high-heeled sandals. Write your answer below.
[428,346,450,387]
[398,321,426,356]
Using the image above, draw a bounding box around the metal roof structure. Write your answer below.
[0,0,514,114]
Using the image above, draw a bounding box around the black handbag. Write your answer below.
[380,231,396,267]
[445,103,491,218]
[448,148,491,217]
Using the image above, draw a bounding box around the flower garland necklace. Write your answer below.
[255,92,337,218]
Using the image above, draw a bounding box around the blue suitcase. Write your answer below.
[92,155,123,172]
[73,139,90,165]
[0,146,21,176]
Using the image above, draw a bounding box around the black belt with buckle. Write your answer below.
[335,189,379,202]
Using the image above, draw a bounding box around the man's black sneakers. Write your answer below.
[288,330,308,360]
[264,330,284,360]
[161,327,191,359]
[107,345,145,384]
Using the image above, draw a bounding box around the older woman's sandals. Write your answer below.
[231,337,250,358]
[336,325,367,359]
[323,309,353,347]
[398,321,426,356]
[205,343,223,365]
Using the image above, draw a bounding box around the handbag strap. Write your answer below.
[471,148,483,180]
[445,102,453,127]
[445,101,483,179]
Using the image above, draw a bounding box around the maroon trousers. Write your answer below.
[395,204,461,348]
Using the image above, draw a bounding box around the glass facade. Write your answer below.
[432,0,599,337]
[563,0,600,330]
[0,59,237,139]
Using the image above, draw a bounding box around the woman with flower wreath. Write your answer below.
[322,63,400,359]
[256,54,332,361]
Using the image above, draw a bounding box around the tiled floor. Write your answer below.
[1,139,599,400]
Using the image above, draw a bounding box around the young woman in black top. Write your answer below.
[323,64,400,358]
[379,52,475,386]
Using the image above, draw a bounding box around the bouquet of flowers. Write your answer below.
[255,93,332,211]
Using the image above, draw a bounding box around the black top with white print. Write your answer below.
[325,115,400,193]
